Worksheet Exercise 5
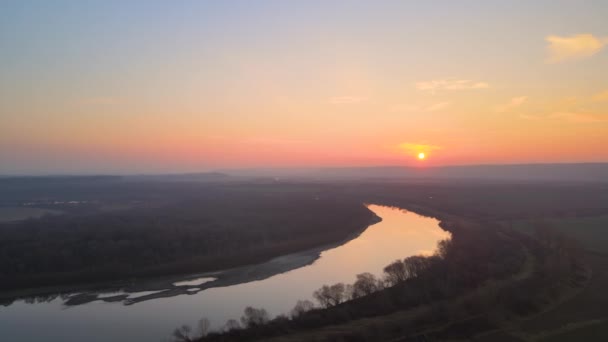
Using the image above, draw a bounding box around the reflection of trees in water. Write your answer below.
[36,293,59,303]
[1,298,15,306]
[21,293,59,304]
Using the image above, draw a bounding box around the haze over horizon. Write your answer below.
[2,1,608,174]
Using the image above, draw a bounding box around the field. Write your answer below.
[0,207,61,223]
[500,216,608,341]
[510,215,608,254]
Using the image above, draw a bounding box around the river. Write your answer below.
[0,204,449,342]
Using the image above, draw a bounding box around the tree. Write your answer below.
[313,283,346,308]
[273,314,290,323]
[223,319,241,332]
[290,299,314,318]
[197,318,210,338]
[344,284,355,301]
[436,239,452,259]
[240,306,269,328]
[383,259,408,286]
[403,255,431,278]
[172,324,192,342]
[352,272,380,298]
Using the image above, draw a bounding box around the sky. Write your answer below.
[1,0,607,174]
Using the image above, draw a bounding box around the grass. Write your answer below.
[479,214,608,341]
[508,215,608,254]
[537,319,608,342]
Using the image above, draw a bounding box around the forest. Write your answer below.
[0,177,375,293]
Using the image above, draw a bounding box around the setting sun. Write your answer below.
[418,152,426,160]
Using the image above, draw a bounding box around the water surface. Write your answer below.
[0,205,449,341]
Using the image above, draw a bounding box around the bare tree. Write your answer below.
[223,319,241,332]
[240,306,269,328]
[352,272,379,298]
[172,324,192,342]
[436,239,452,259]
[197,318,210,338]
[290,299,315,318]
[383,259,408,286]
[274,314,290,323]
[313,283,346,308]
[344,283,355,301]
[376,277,386,291]
[403,255,432,278]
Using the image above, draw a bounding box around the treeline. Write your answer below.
[347,181,608,220]
[0,191,375,292]
[188,219,585,341]
[170,243,451,341]
[183,219,527,341]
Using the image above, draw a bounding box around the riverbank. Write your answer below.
[1,212,382,307]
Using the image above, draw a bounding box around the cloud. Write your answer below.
[399,142,442,155]
[520,111,608,123]
[593,90,608,102]
[519,114,541,121]
[245,137,311,145]
[550,112,608,123]
[495,96,528,112]
[546,34,608,63]
[415,79,488,94]
[425,102,451,111]
[391,102,450,112]
[329,96,368,104]
[510,96,528,106]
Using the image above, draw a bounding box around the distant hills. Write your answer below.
[125,172,230,182]
[219,163,608,183]
[2,164,607,183]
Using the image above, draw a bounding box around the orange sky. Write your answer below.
[1,2,607,174]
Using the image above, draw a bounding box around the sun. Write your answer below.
[418,152,426,160]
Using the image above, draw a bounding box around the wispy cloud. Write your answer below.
[521,111,608,123]
[245,137,311,145]
[399,142,442,155]
[415,79,489,94]
[593,90,608,102]
[494,96,528,112]
[425,102,451,111]
[391,102,450,113]
[546,34,608,63]
[329,96,368,104]
[550,112,608,123]
[519,114,541,121]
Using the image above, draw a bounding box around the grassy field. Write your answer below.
[475,215,608,341]
[510,215,608,254]
[538,319,608,342]
[0,207,62,223]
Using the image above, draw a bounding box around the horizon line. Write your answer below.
[2,161,608,178]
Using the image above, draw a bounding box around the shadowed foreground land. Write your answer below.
[1,177,608,341]
[187,181,608,341]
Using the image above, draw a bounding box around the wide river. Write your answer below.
[0,205,449,342]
